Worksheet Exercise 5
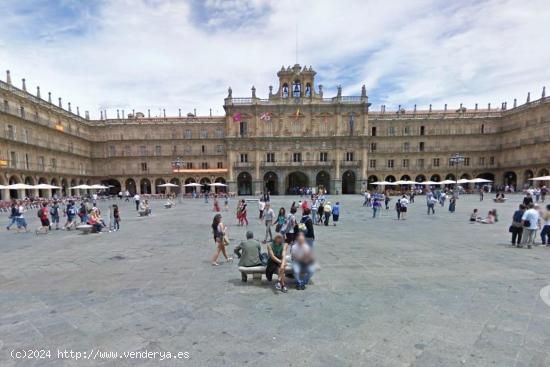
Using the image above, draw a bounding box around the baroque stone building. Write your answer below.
[1,65,549,199]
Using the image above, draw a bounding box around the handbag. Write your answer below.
[523,220,531,228]
[259,252,268,266]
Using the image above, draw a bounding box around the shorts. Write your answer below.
[51,215,60,223]
[333,214,339,222]
[401,207,407,212]
[41,218,50,227]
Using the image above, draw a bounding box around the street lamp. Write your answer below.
[449,153,465,190]
[171,157,185,202]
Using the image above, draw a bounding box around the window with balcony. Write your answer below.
[370,142,377,152]
[10,151,17,168]
[215,128,224,138]
[388,127,395,136]
[433,158,440,167]
[369,159,376,168]
[239,121,247,137]
[6,124,15,140]
[155,145,161,156]
[403,142,410,152]
[22,129,29,143]
[387,159,394,168]
[139,145,147,156]
[489,156,495,165]
[186,162,193,169]
[51,158,57,170]
[124,145,131,156]
[402,159,409,168]
[201,162,208,169]
[320,152,328,162]
[419,142,425,152]
[20,106,25,118]
[417,158,424,168]
[109,145,116,157]
[184,129,192,139]
[345,152,354,161]
[293,153,302,162]
[217,162,223,168]
[404,126,410,135]
[481,124,485,134]
[201,145,206,154]
[240,154,248,163]
[479,157,485,165]
[216,145,224,153]
[38,156,44,171]
[266,153,275,162]
[464,157,470,166]
[200,129,208,139]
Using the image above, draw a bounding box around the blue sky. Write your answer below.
[0,0,549,118]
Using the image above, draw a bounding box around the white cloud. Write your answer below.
[0,0,548,118]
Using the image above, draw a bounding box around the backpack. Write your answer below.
[37,208,43,218]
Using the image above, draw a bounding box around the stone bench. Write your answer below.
[493,198,507,203]
[76,224,93,234]
[138,210,151,216]
[238,263,320,283]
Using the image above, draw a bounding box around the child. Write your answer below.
[470,209,479,222]
[332,202,340,226]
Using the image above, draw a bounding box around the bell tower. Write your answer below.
[273,64,317,100]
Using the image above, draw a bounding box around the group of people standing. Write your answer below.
[509,192,550,248]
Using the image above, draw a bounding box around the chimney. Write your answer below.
[85,111,90,119]
[488,103,491,110]
[444,104,447,111]
[209,108,212,117]
[542,86,546,98]
[526,92,530,103]
[122,109,125,119]
[104,110,107,119]
[147,109,150,118]
[22,78,27,91]
[76,106,80,116]
[100,110,104,119]
[58,97,62,108]
[48,92,52,103]
[36,86,41,99]
[513,98,517,108]
[429,104,432,112]
[6,70,12,84]
[117,109,120,119]
[163,109,166,118]
[68,102,72,113]
[251,85,256,98]
[475,103,478,110]
[178,108,181,117]
[194,108,197,116]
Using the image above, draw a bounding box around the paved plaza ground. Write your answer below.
[1,193,550,366]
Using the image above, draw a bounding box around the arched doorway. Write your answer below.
[61,178,68,196]
[237,172,253,195]
[8,175,21,199]
[342,170,356,194]
[286,171,309,194]
[315,171,330,194]
[538,169,549,177]
[102,179,121,195]
[51,178,60,197]
[170,178,181,195]
[445,173,456,181]
[524,170,534,187]
[385,175,396,183]
[155,178,166,194]
[184,177,196,194]
[37,177,48,198]
[200,177,212,192]
[400,175,411,181]
[503,172,516,187]
[214,177,227,193]
[125,178,136,195]
[140,178,152,194]
[430,174,441,182]
[460,173,472,189]
[367,175,378,190]
[24,176,35,198]
[415,174,426,183]
[264,172,279,195]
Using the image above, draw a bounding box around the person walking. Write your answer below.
[427,195,436,215]
[372,195,381,218]
[6,201,19,231]
[323,202,332,226]
[113,204,121,231]
[16,202,28,233]
[395,198,402,220]
[263,203,275,243]
[133,193,141,211]
[332,202,340,226]
[50,200,60,230]
[399,195,409,220]
[211,214,232,266]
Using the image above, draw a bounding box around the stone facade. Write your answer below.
[1,66,549,199]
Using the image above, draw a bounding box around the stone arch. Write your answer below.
[315,171,330,194]
[125,178,137,195]
[367,175,378,190]
[184,177,196,194]
[200,177,212,192]
[385,175,396,183]
[524,170,534,186]
[51,178,60,196]
[537,168,549,177]
[8,175,22,199]
[264,171,279,195]
[140,178,152,194]
[460,173,472,189]
[476,172,495,181]
[400,175,411,181]
[37,177,48,198]
[214,177,227,193]
[155,178,166,194]
[286,171,309,194]
[415,174,426,183]
[503,171,517,187]
[102,178,121,195]
[430,174,441,182]
[342,170,356,194]
[24,176,35,197]
[170,178,181,194]
[237,172,253,195]
[445,173,456,181]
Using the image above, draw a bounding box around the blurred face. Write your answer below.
[296,233,306,245]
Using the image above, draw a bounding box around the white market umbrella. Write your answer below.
[70,184,92,189]
[157,183,179,187]
[395,180,417,185]
[33,183,61,189]
[371,181,397,186]
[90,184,109,189]
[208,182,228,187]
[419,181,440,186]
[184,183,203,187]
[457,179,470,184]
[529,176,550,181]
[470,178,492,183]
[440,179,457,184]
[0,184,6,189]
[7,183,34,190]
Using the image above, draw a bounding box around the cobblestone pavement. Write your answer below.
[1,194,550,366]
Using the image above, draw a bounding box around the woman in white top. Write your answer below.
[17,203,28,232]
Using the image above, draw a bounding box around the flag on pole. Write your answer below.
[232,112,242,122]
[260,112,272,121]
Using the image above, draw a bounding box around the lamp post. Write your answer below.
[171,157,185,202]
[449,153,465,191]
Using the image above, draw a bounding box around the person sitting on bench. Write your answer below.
[234,231,262,282]
[138,200,152,216]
